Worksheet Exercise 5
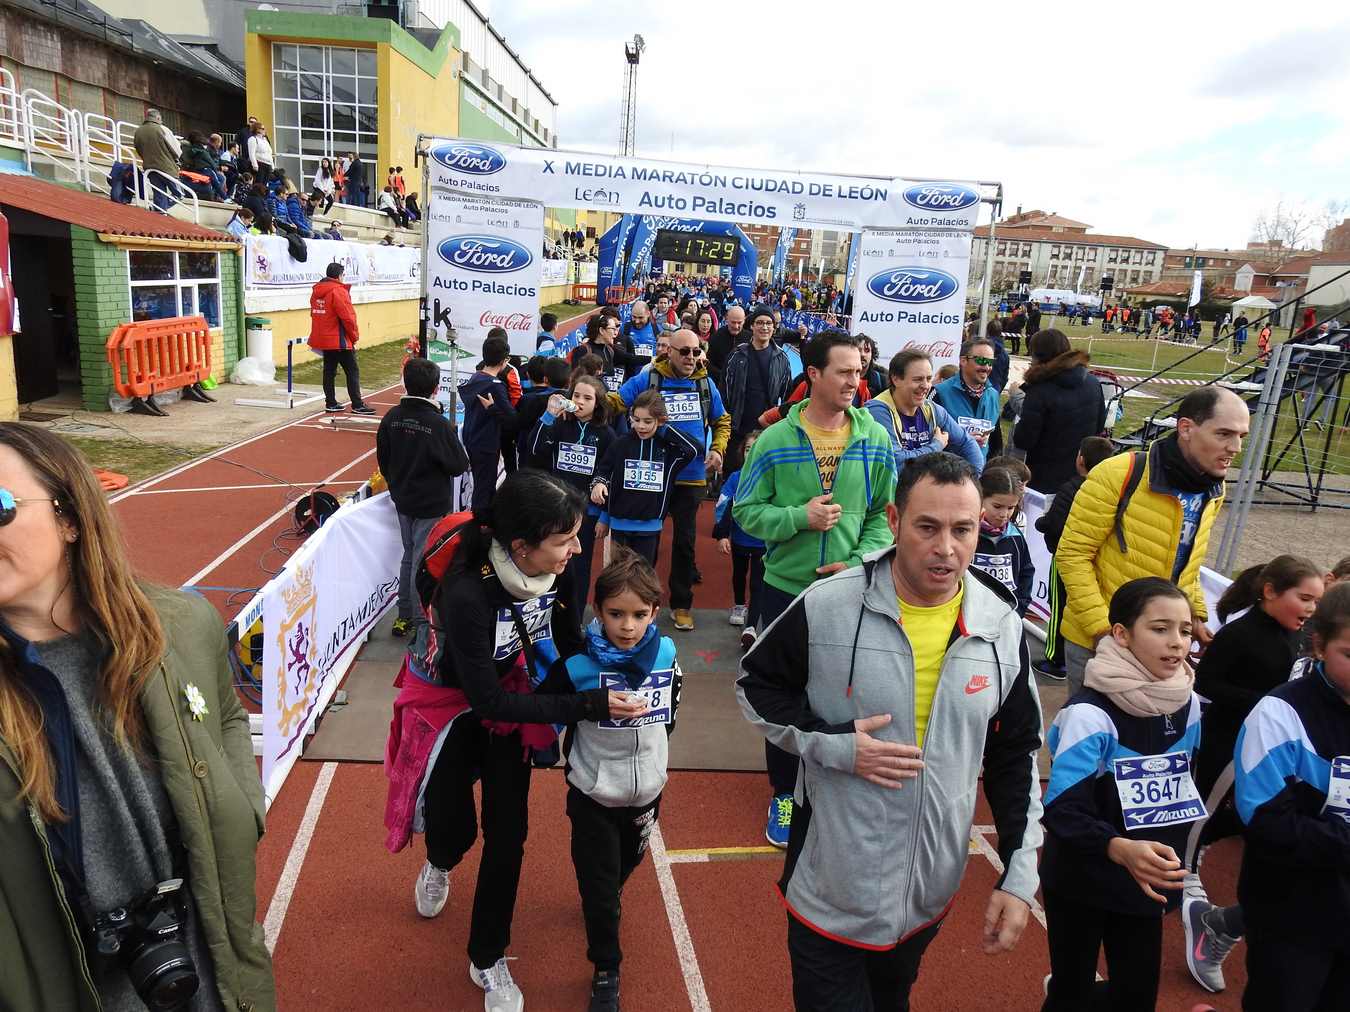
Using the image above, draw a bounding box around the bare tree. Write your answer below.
[1251,200,1317,251]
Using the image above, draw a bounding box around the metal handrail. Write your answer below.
[137,167,200,222]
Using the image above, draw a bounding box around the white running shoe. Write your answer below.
[413,861,449,918]
[470,958,524,1012]
[741,626,757,651]
[728,604,747,626]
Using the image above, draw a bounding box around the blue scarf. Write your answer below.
[585,619,660,689]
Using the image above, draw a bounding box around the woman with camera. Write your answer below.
[0,423,274,1011]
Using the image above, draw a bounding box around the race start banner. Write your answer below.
[425,191,545,356]
[424,138,984,231]
[850,229,973,369]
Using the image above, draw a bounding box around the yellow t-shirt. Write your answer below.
[899,587,964,747]
[799,414,850,493]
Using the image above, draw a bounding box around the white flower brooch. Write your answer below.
[184,683,209,722]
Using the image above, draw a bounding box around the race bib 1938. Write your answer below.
[598,668,675,729]
[623,458,664,492]
[1113,751,1206,830]
[556,441,597,475]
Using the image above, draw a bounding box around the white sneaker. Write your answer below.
[470,958,524,1012]
[728,604,747,626]
[741,626,757,650]
[414,861,449,918]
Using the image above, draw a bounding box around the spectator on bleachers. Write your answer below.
[311,158,337,214]
[404,192,421,223]
[133,109,185,210]
[181,131,228,201]
[284,181,314,238]
[343,152,367,207]
[211,134,236,190]
[235,116,259,171]
[377,187,409,228]
[247,124,273,182]
[263,182,297,236]
[323,221,344,240]
[225,206,256,240]
[380,232,398,246]
[239,180,272,233]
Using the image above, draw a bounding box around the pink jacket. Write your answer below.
[383,658,560,853]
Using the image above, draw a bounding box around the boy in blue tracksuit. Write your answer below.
[460,330,516,511]
[592,389,701,565]
[542,549,684,1012]
[1233,582,1350,1012]
[712,431,767,648]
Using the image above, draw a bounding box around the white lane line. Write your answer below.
[969,829,1047,931]
[263,761,337,953]
[108,380,400,503]
[649,823,712,1012]
[180,448,376,587]
[128,480,365,496]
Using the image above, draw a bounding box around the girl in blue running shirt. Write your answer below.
[1041,578,1200,1011]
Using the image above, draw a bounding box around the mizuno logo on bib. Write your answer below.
[556,441,597,475]
[623,458,664,492]
[598,668,675,729]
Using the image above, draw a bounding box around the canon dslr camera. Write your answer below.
[88,878,199,1009]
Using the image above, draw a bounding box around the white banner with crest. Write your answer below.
[849,229,972,370]
[244,235,419,288]
[260,492,401,805]
[424,192,545,356]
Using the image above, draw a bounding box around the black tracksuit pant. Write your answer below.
[759,580,802,795]
[1244,928,1350,1011]
[469,450,499,511]
[666,482,702,610]
[566,786,660,972]
[787,914,940,1012]
[321,348,364,408]
[423,718,532,970]
[1041,888,1161,1012]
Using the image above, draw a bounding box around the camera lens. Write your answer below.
[126,941,199,1010]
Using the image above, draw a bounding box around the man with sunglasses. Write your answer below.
[609,329,731,631]
[932,339,1001,462]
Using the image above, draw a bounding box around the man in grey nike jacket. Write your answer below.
[737,452,1044,1010]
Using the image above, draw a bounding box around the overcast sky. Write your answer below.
[475,0,1349,251]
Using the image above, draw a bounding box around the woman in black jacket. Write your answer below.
[418,471,647,1010]
[1013,329,1106,492]
[1179,554,1325,993]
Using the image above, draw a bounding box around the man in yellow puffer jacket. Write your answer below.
[1056,386,1250,692]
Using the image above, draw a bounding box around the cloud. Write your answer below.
[469,0,1350,249]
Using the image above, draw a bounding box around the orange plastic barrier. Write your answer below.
[603,285,641,304]
[572,283,598,303]
[93,467,129,491]
[106,315,213,399]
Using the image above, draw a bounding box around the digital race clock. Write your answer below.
[652,229,740,267]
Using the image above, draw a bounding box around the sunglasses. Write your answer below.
[670,346,704,357]
[0,488,62,526]
[967,355,995,367]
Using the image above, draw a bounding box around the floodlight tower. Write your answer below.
[619,34,646,156]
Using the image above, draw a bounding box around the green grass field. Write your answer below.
[67,437,220,484]
[289,339,411,392]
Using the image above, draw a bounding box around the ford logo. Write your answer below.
[902,183,980,212]
[866,267,960,304]
[1141,757,1172,773]
[430,142,506,175]
[437,235,533,273]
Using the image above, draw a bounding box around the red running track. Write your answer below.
[109,311,1248,1010]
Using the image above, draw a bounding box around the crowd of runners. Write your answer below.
[2,274,1348,1012]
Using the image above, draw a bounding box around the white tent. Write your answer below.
[1232,294,1276,311]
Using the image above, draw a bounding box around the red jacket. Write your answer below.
[309,277,359,351]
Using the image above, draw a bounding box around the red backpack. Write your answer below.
[410,511,475,678]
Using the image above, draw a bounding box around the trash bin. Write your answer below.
[245,316,273,366]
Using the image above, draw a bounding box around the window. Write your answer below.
[1183,256,1192,268]
[1021,243,1031,257]
[1050,244,1060,259]
[1145,251,1156,266]
[1196,257,1207,267]
[1108,249,1119,263]
[997,240,1007,256]
[1132,249,1143,265]
[128,250,221,328]
[271,43,378,192]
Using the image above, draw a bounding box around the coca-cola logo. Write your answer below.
[479,310,534,331]
[902,338,957,358]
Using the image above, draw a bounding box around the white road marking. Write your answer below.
[263,761,337,953]
[127,480,365,496]
[969,827,1047,930]
[180,448,376,587]
[108,380,400,502]
[649,823,712,1012]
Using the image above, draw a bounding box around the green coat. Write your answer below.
[0,587,275,1012]
[733,400,897,597]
